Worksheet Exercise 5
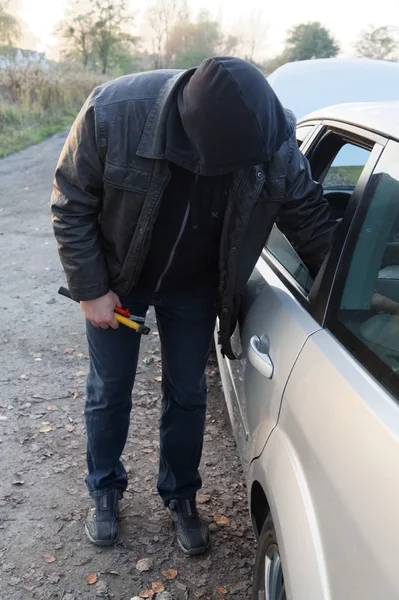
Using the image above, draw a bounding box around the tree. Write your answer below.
[239,9,269,63]
[57,10,94,68]
[91,0,139,74]
[285,22,339,61]
[57,0,139,74]
[166,12,238,69]
[148,0,188,69]
[356,25,398,61]
[0,0,21,47]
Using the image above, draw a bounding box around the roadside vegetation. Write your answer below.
[0,65,105,156]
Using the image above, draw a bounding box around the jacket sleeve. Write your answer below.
[51,93,109,301]
[276,136,337,277]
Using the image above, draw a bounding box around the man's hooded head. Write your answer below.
[165,57,295,176]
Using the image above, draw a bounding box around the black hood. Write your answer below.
[165,57,295,176]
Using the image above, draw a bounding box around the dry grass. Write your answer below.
[0,64,107,157]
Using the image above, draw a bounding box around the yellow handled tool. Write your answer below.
[114,312,142,331]
[58,286,150,335]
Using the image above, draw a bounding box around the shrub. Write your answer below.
[0,62,107,156]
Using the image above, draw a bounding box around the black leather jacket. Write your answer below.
[51,69,335,358]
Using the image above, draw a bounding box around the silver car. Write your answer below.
[216,101,399,600]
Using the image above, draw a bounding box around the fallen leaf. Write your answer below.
[43,555,56,564]
[151,331,159,336]
[149,456,158,463]
[73,389,79,400]
[47,405,57,411]
[154,376,162,382]
[64,348,74,354]
[214,513,230,527]
[152,582,164,593]
[75,370,86,377]
[0,402,8,408]
[31,275,37,279]
[197,493,211,504]
[136,558,153,572]
[162,569,178,580]
[217,587,228,595]
[65,424,75,432]
[139,590,154,598]
[86,573,97,585]
[40,424,53,433]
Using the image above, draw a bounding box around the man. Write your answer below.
[51,57,335,555]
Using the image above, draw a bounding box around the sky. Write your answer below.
[16,0,399,59]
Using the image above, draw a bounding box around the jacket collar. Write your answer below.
[136,69,194,160]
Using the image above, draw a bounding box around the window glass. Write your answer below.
[265,135,371,293]
[266,225,314,292]
[323,144,371,188]
[331,142,399,396]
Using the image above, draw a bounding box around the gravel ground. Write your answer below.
[0,132,255,600]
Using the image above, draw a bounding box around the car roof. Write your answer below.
[267,58,399,120]
[298,101,399,142]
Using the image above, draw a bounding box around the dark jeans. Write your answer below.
[84,290,216,504]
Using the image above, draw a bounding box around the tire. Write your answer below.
[252,513,287,600]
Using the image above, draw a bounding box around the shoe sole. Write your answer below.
[85,523,118,547]
[176,536,211,556]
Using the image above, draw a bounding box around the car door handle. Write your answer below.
[248,335,274,379]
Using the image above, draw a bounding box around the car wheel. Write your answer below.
[252,513,286,600]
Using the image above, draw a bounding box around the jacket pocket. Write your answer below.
[262,174,286,201]
[101,163,150,274]
[103,162,151,194]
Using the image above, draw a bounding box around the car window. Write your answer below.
[323,144,371,189]
[266,225,314,292]
[265,129,374,293]
[328,141,399,399]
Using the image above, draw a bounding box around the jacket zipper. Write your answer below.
[128,170,171,291]
[219,171,249,299]
[154,200,191,293]
[219,169,264,301]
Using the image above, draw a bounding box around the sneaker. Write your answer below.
[85,490,119,546]
[168,497,210,556]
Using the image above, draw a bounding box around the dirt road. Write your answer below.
[0,133,255,600]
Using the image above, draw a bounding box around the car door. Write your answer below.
[216,120,383,473]
[274,140,399,599]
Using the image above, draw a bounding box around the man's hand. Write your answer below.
[80,291,121,329]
